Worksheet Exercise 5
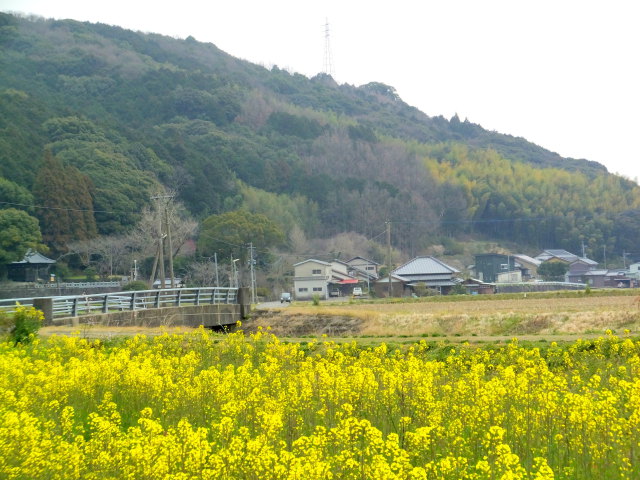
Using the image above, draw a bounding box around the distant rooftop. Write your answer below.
[393,256,459,276]
[11,250,55,265]
[512,254,541,267]
[536,249,597,265]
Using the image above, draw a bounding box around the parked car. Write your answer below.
[329,289,341,297]
[352,287,363,296]
[280,292,291,303]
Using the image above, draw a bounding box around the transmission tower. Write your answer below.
[323,19,334,77]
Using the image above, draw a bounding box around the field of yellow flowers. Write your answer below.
[1,325,639,479]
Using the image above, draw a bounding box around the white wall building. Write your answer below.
[293,259,332,300]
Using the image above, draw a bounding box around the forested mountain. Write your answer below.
[1,11,639,269]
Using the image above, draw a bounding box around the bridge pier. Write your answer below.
[33,298,53,326]
[237,287,251,319]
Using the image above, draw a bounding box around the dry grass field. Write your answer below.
[245,292,640,339]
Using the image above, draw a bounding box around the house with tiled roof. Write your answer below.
[536,249,598,282]
[8,250,56,282]
[580,269,636,288]
[376,256,460,297]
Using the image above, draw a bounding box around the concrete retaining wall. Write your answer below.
[53,304,243,328]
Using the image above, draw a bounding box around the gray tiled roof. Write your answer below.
[293,259,331,267]
[536,249,578,262]
[583,269,609,276]
[11,250,55,264]
[377,274,409,283]
[407,280,458,287]
[346,256,381,266]
[536,249,597,265]
[512,254,541,267]
[393,256,459,276]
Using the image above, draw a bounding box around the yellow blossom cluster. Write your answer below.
[0,328,639,479]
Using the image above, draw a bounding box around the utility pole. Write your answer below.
[149,243,159,288]
[386,221,392,297]
[157,203,165,288]
[231,256,239,288]
[603,245,607,269]
[150,194,175,289]
[249,243,257,304]
[214,252,219,288]
[165,206,175,288]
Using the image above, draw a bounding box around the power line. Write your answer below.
[0,200,615,229]
[0,200,139,215]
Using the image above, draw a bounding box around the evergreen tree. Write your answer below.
[32,150,97,253]
[0,208,45,276]
[0,178,34,211]
[197,210,285,262]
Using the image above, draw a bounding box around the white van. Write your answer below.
[352,287,363,296]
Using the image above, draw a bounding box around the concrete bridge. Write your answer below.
[0,287,251,328]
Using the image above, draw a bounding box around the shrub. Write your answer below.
[122,280,149,291]
[84,266,97,281]
[0,311,10,335]
[9,305,43,345]
[256,287,270,299]
[312,293,321,306]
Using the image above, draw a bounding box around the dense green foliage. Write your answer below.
[32,150,97,252]
[0,208,46,270]
[0,12,639,261]
[197,210,285,262]
[7,305,43,345]
[424,144,640,255]
[537,262,569,281]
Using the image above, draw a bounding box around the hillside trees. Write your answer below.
[423,143,640,253]
[149,120,241,216]
[43,116,158,233]
[0,178,34,211]
[239,184,319,239]
[0,208,46,275]
[2,12,640,261]
[32,151,97,253]
[0,89,50,187]
[613,209,640,255]
[197,210,285,264]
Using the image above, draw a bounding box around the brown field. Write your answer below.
[244,294,640,339]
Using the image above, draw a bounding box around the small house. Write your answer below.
[583,270,635,288]
[8,250,56,282]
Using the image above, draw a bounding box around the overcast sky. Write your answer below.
[4,0,639,183]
